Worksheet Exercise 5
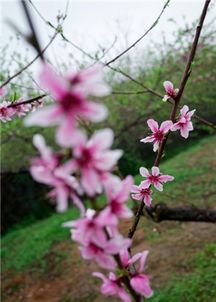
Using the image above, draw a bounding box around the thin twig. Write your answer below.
[0,32,58,89]
[8,94,46,108]
[105,0,170,66]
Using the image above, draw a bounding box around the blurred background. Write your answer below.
[1,1,216,302]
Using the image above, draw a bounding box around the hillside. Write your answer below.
[2,136,216,302]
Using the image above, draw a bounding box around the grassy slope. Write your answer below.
[1,135,216,301]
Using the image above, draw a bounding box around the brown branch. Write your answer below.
[127,0,211,240]
[8,94,46,108]
[105,0,170,66]
[142,203,216,223]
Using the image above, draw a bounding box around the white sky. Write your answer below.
[0,0,215,73]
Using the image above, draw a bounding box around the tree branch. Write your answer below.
[142,203,216,223]
[127,0,212,240]
[8,94,46,108]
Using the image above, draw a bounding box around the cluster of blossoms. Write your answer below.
[24,63,153,301]
[131,81,195,208]
[0,88,43,122]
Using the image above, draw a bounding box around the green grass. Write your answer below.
[149,243,216,302]
[1,208,79,272]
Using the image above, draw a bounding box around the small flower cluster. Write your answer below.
[132,81,195,207]
[26,64,153,301]
[0,90,44,122]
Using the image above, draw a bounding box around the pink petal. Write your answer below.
[81,168,102,196]
[140,135,155,143]
[97,253,117,270]
[138,250,149,272]
[163,81,173,92]
[130,275,153,298]
[153,141,160,152]
[130,185,140,194]
[180,125,189,138]
[187,109,196,118]
[140,167,149,177]
[24,105,61,127]
[154,181,163,191]
[160,120,173,133]
[141,180,151,189]
[159,175,174,183]
[39,63,68,100]
[144,194,152,207]
[180,105,189,115]
[88,128,114,150]
[151,166,160,176]
[82,101,108,122]
[131,193,143,201]
[56,187,68,212]
[118,288,132,302]
[56,117,83,147]
[147,119,159,133]
[95,150,123,170]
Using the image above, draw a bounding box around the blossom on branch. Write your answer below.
[24,64,110,147]
[30,134,84,214]
[65,128,123,196]
[0,101,16,122]
[163,81,179,102]
[131,184,153,207]
[120,249,153,298]
[99,176,134,226]
[139,166,174,191]
[140,119,173,152]
[171,105,195,138]
[93,272,132,302]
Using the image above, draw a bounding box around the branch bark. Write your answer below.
[143,203,216,223]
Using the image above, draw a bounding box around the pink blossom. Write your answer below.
[163,81,179,102]
[30,134,84,214]
[66,128,122,196]
[63,209,107,245]
[24,64,109,147]
[99,176,134,226]
[0,101,16,122]
[80,234,131,270]
[93,272,131,302]
[140,119,173,152]
[120,250,153,298]
[131,184,153,207]
[140,166,174,191]
[171,105,195,138]
[13,98,30,117]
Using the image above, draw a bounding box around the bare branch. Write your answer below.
[105,0,170,66]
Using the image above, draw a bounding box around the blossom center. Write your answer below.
[61,92,83,112]
[153,130,164,141]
